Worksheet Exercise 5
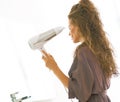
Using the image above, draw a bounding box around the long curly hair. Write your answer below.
[68,0,118,78]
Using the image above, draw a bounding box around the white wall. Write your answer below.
[0,0,120,102]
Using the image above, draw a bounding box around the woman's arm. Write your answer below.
[41,50,69,88]
[53,66,69,88]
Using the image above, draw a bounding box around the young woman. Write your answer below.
[42,0,118,101]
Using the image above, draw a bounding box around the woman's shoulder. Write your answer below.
[78,43,90,53]
[77,43,95,59]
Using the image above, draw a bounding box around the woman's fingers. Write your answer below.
[41,51,58,71]
[42,55,47,62]
[41,50,48,57]
[41,50,52,63]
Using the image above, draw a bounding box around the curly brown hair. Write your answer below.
[68,0,118,78]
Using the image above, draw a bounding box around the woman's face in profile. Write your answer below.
[68,19,84,43]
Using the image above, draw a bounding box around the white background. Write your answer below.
[0,0,120,102]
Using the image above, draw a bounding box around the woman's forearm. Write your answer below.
[53,66,69,88]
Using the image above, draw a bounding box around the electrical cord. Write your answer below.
[64,86,74,102]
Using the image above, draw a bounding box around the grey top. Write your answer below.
[68,43,111,102]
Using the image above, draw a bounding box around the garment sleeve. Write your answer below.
[68,50,94,102]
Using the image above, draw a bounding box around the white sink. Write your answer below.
[32,99,53,102]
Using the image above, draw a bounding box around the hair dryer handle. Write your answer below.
[39,47,46,56]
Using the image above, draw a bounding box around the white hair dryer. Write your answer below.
[28,26,64,51]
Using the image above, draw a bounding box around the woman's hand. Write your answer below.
[41,50,58,71]
[41,50,69,88]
